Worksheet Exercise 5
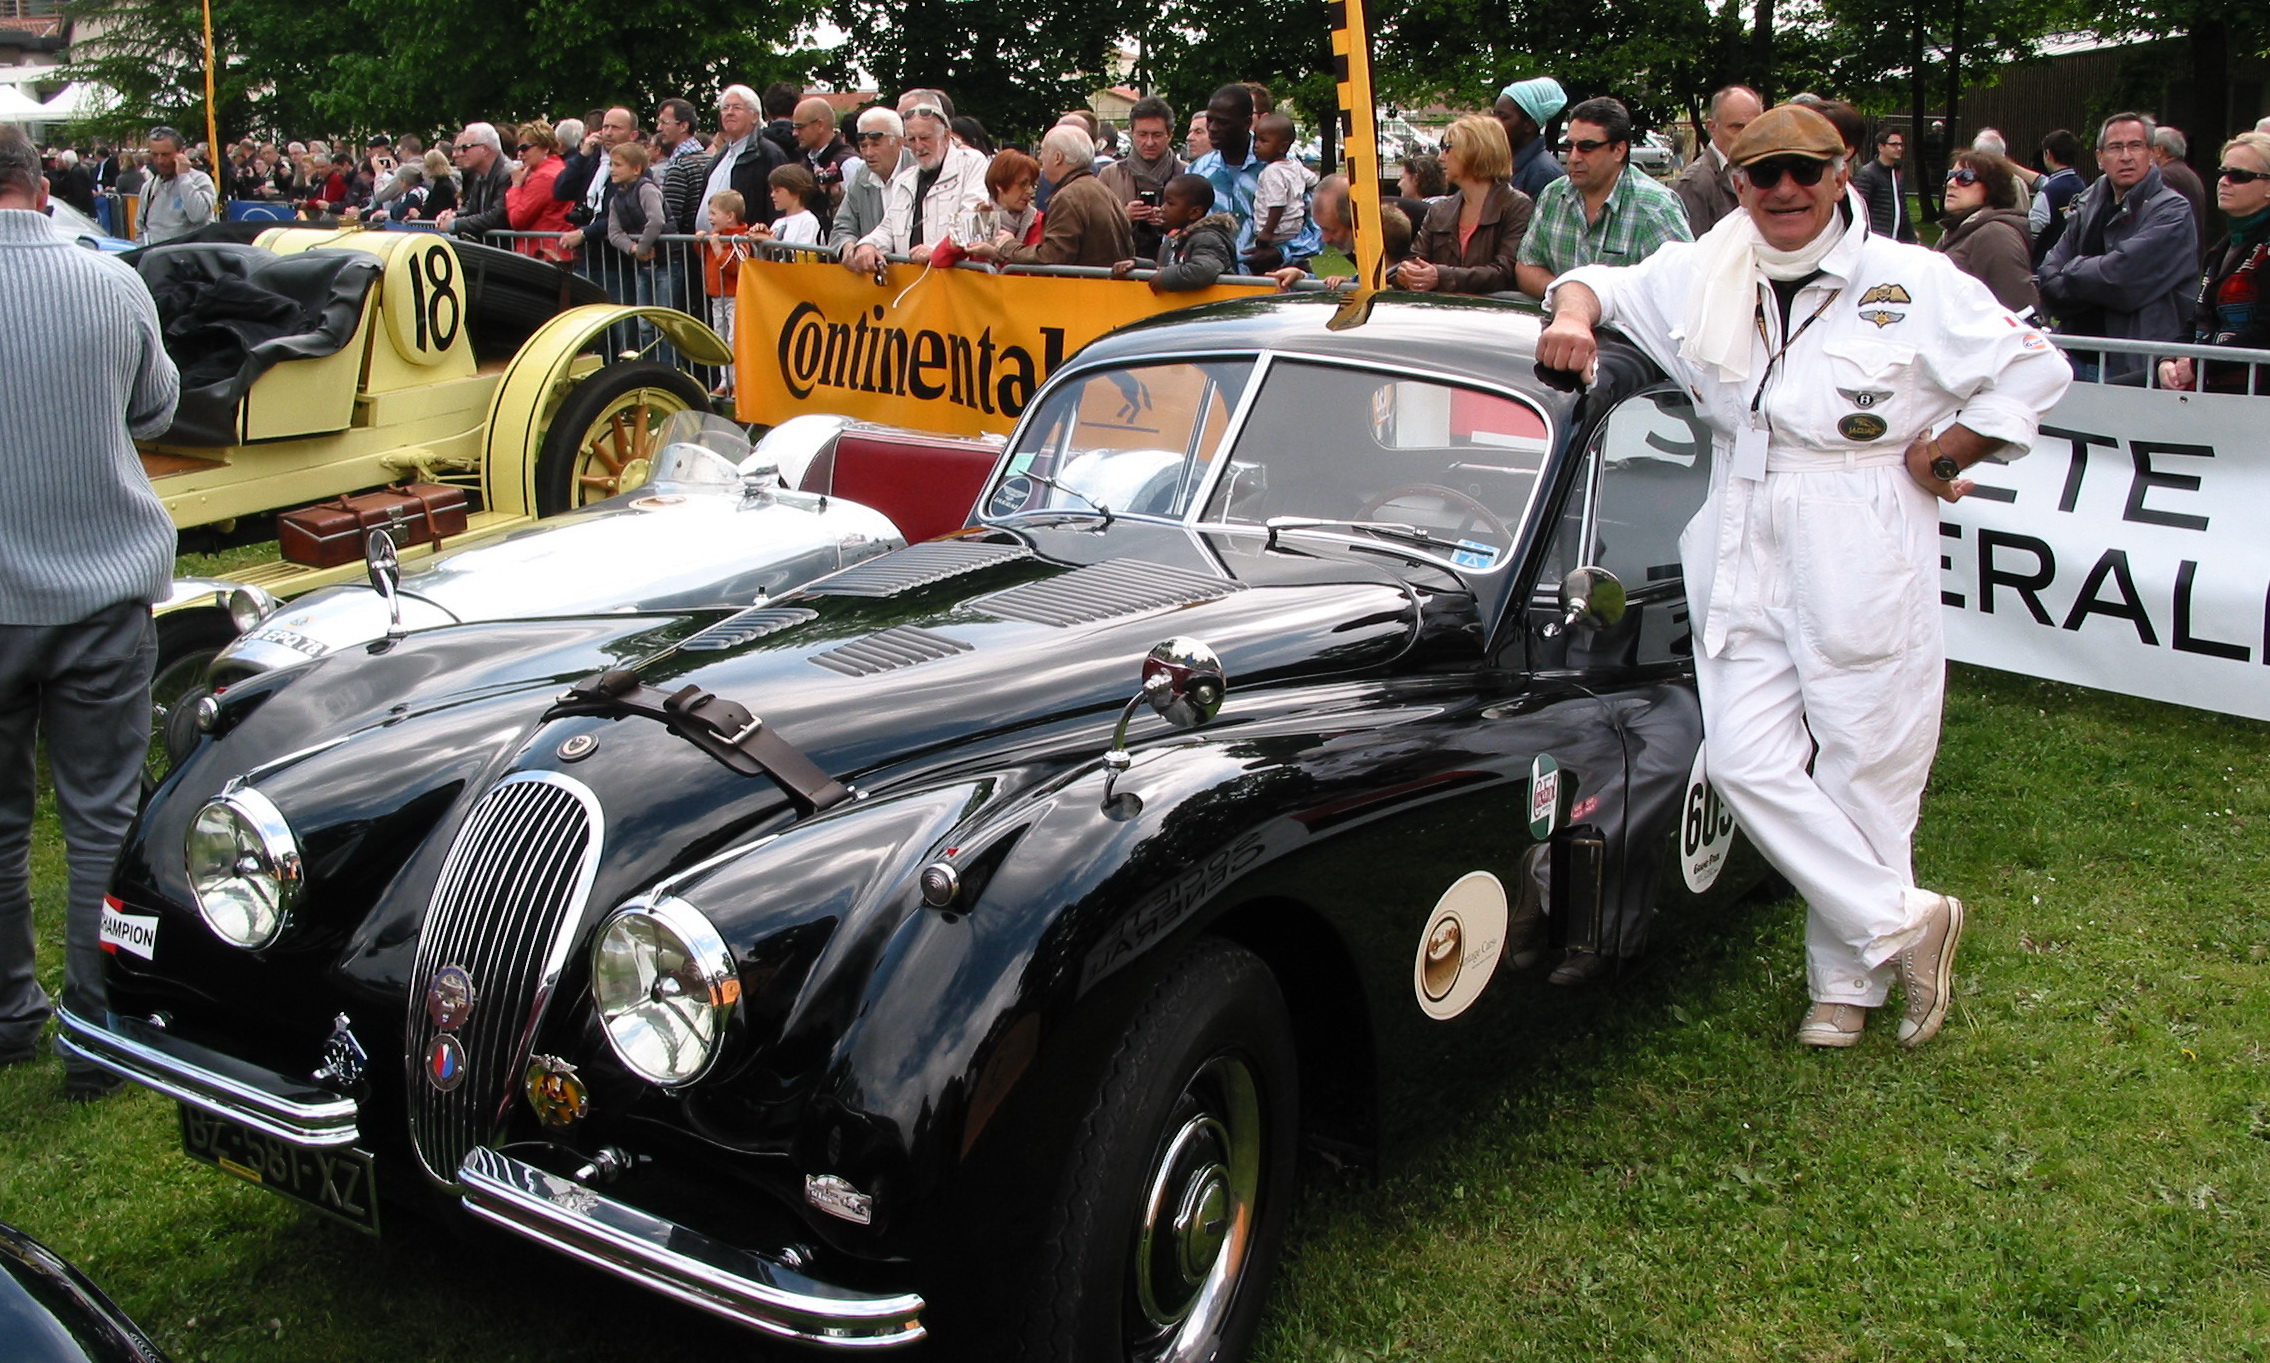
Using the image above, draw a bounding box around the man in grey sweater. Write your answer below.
[0,127,180,1099]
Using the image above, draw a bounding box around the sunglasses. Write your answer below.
[1945,168,1981,185]
[451,143,476,152]
[1741,157,1830,189]
[514,144,536,154]
[855,132,892,144]
[1558,137,1620,155]
[2220,165,2270,184]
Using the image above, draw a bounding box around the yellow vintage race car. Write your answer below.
[140,226,731,723]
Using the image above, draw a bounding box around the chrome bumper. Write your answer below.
[458,1147,925,1349]
[56,1007,359,1146]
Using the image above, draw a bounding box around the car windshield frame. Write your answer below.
[978,350,1558,580]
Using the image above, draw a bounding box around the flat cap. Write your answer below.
[1726,104,1844,165]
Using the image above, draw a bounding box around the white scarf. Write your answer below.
[1679,201,1848,384]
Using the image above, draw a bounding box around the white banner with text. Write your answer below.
[1940,382,2270,721]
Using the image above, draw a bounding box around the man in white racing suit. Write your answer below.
[1535,104,2070,1048]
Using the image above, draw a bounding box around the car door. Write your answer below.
[1526,377,1745,949]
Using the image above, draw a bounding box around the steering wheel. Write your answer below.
[1357,483,1512,552]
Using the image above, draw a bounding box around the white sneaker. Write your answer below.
[1897,894,1965,1048]
[1797,1001,1868,1048]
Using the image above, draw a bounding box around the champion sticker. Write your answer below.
[100,899,158,960]
[1412,871,1509,1020]
[1679,743,1738,893]
[1528,754,1561,840]
[1838,412,1889,442]
[1451,539,1499,571]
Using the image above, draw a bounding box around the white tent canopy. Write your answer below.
[0,65,61,86]
[0,85,48,123]
[38,82,114,121]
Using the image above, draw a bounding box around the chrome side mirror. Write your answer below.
[1102,639,1226,808]
[365,528,405,641]
[1543,566,1626,638]
[1138,638,1226,731]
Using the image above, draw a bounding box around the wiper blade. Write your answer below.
[545,668,854,815]
[1264,516,1446,551]
[1025,472,1112,524]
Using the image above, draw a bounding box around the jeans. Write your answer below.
[0,601,155,1070]
[634,259,682,369]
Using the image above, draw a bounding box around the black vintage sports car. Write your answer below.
[0,1222,170,1363]
[66,293,1758,1360]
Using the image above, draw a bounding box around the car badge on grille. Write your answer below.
[523,1055,589,1128]
[311,1013,366,1088]
[425,964,476,1030]
[426,1033,468,1091]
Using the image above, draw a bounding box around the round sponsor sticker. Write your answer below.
[1679,742,1738,893]
[1528,754,1561,840]
[1412,871,1508,1020]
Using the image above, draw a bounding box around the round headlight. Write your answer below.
[184,789,302,949]
[590,897,739,1086]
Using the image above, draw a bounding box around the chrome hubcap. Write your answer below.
[1130,1054,1261,1362]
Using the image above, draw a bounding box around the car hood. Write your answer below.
[215,485,901,678]
[148,521,1428,928]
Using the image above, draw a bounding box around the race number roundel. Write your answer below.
[383,236,464,366]
[1680,742,1738,893]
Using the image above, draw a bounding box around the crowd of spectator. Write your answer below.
[38,74,2270,393]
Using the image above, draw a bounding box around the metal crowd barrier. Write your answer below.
[2045,334,2270,394]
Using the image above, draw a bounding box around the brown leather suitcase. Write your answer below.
[278,483,470,568]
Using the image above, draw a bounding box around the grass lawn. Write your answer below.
[4,663,2266,1360]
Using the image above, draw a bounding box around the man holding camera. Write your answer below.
[1100,96,1184,260]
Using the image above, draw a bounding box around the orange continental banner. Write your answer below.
[733,258,1274,436]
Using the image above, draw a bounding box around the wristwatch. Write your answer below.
[1929,445,1962,482]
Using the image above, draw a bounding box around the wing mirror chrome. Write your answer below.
[364,528,405,642]
[1542,566,1626,638]
[1102,638,1226,812]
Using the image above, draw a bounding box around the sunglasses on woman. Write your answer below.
[515,144,536,154]
[1945,168,1981,185]
[1741,157,1830,190]
[2220,165,2270,184]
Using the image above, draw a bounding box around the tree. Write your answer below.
[61,0,360,143]
[63,0,820,144]
[826,0,1139,143]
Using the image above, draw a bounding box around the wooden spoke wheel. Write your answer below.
[534,362,711,516]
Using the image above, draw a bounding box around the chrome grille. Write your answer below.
[406,772,604,1186]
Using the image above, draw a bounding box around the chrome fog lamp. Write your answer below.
[590,897,739,1086]
[185,789,302,948]
[225,584,282,634]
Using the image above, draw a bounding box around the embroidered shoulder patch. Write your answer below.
[1859,283,1913,305]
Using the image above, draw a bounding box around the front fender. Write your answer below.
[484,305,733,516]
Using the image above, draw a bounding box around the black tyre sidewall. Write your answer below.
[148,610,240,784]
[1022,939,1299,1363]
[533,361,710,517]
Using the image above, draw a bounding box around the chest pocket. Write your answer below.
[1817,336,1919,447]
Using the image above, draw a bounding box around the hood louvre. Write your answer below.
[678,606,819,651]
[972,559,1244,627]
[811,625,975,677]
[805,540,1032,598]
